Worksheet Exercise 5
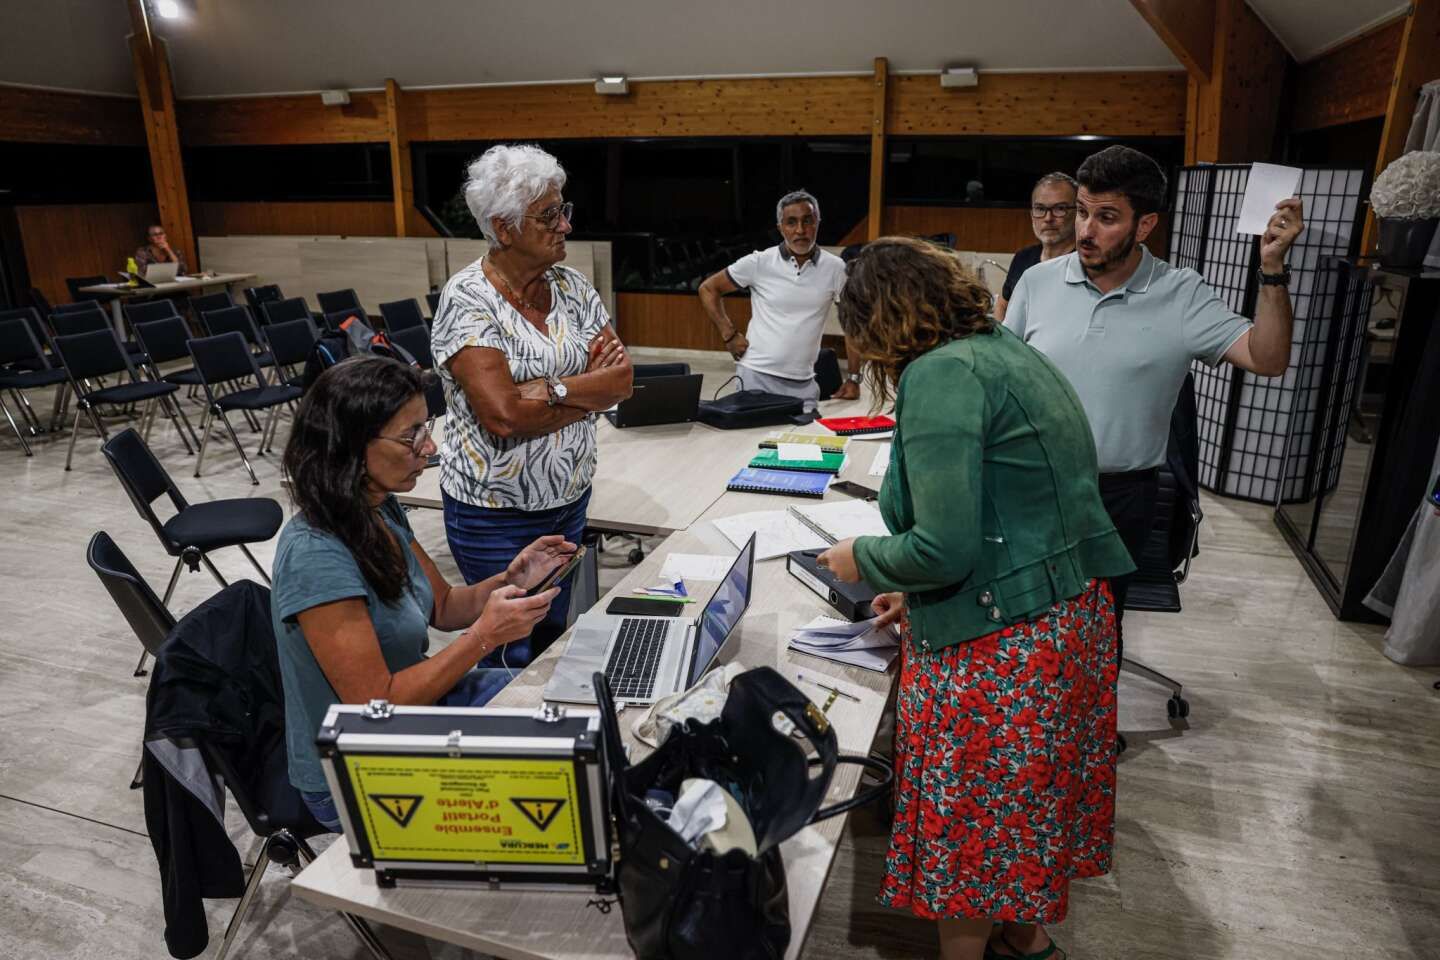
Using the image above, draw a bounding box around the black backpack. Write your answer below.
[302,312,417,388]
[696,388,808,430]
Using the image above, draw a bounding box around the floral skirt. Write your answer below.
[878,579,1118,924]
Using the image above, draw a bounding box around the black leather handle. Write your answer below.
[808,753,893,824]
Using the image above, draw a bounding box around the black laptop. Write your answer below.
[605,373,703,428]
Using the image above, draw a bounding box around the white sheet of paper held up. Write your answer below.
[1237,163,1301,235]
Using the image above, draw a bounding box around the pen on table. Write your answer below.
[793,670,860,702]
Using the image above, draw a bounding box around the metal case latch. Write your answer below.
[534,702,567,723]
[446,729,464,757]
[363,699,394,720]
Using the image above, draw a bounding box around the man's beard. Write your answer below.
[1080,227,1137,277]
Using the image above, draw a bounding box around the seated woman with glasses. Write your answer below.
[273,356,575,832]
[431,143,632,669]
[993,172,1078,324]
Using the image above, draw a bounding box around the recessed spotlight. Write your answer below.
[594,76,629,95]
[155,0,181,18]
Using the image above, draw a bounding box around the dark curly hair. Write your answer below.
[1076,145,1168,216]
[837,236,994,407]
[282,356,431,603]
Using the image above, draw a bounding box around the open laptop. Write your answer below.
[544,533,756,705]
[144,261,181,283]
[604,373,703,428]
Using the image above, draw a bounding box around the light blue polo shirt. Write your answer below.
[1004,248,1251,473]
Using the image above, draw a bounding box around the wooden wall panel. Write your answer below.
[1291,17,1405,132]
[1190,0,1290,163]
[191,201,395,237]
[889,72,1188,137]
[177,91,389,145]
[0,87,144,145]
[16,203,158,306]
[616,291,752,350]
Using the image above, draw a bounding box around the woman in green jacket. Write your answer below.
[817,237,1133,960]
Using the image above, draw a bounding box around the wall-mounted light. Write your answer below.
[320,89,352,106]
[154,0,182,19]
[939,67,979,89]
[594,76,629,95]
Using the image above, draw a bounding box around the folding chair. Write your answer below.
[378,297,426,333]
[242,284,283,317]
[66,275,111,302]
[51,328,189,469]
[259,296,312,328]
[50,302,148,363]
[322,308,365,332]
[316,288,361,315]
[260,317,318,389]
[0,317,69,455]
[188,332,302,484]
[191,290,235,317]
[425,291,441,318]
[388,324,445,417]
[203,305,275,367]
[124,299,182,328]
[131,316,206,448]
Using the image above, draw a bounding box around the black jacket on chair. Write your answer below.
[141,581,286,959]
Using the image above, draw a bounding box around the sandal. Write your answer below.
[983,934,1068,960]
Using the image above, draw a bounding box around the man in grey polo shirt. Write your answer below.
[698,189,862,405]
[1005,145,1303,636]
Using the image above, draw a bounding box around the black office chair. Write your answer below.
[425,291,441,318]
[1120,375,1199,727]
[86,531,178,789]
[66,275,111,302]
[316,288,362,315]
[260,296,312,328]
[51,328,188,470]
[378,297,426,333]
[388,325,445,417]
[261,317,318,389]
[190,289,234,317]
[0,317,69,455]
[131,317,205,448]
[188,332,303,484]
[101,427,279,661]
[242,284,284,317]
[142,580,391,960]
[203,305,275,367]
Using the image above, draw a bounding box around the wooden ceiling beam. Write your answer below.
[1129,0,1215,82]
[126,0,195,270]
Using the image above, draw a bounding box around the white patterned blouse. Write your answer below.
[430,258,611,511]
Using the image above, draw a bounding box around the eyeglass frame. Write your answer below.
[1030,203,1076,220]
[375,416,435,456]
[524,201,575,231]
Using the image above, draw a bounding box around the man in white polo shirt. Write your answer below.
[1005,145,1303,640]
[698,189,861,404]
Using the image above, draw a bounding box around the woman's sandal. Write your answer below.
[983,934,1068,960]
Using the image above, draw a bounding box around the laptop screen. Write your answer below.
[686,533,756,688]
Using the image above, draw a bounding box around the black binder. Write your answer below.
[785,550,877,621]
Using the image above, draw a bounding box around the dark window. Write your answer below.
[885,137,1185,205]
[184,143,392,202]
[0,142,156,204]
[1285,118,1384,169]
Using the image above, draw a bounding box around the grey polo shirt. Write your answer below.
[1004,248,1251,473]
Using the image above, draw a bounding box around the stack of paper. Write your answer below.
[869,443,891,478]
[787,499,890,544]
[712,510,828,560]
[787,615,898,672]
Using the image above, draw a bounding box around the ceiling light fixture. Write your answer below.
[154,0,181,19]
[939,67,979,89]
[594,76,629,95]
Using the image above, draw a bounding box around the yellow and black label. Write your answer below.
[344,755,585,864]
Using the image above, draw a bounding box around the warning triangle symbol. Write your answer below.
[511,797,566,831]
[369,794,423,828]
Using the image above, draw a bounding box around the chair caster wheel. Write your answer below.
[628,548,644,565]
[1167,695,1189,719]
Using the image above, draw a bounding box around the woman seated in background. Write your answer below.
[273,356,573,832]
[816,238,1134,960]
[135,223,187,275]
[431,142,632,669]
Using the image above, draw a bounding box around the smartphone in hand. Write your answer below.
[525,546,587,598]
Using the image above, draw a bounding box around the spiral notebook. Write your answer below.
[816,415,895,436]
[747,448,846,474]
[725,467,829,498]
[758,431,849,453]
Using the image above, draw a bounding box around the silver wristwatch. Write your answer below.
[545,374,568,406]
[847,372,863,384]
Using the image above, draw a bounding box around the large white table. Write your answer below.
[78,272,257,332]
[292,405,899,960]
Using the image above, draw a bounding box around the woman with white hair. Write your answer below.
[432,143,633,667]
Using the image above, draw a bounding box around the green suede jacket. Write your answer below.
[853,326,1134,653]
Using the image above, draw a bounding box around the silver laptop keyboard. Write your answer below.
[605,617,672,699]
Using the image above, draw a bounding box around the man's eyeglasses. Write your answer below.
[525,202,575,231]
[376,417,435,456]
[1031,203,1076,220]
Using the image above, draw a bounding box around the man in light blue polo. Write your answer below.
[1005,145,1304,638]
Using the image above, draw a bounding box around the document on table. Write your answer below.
[659,553,737,581]
[1237,163,1301,235]
[869,443,891,478]
[712,510,827,560]
[787,499,890,543]
[787,615,898,672]
[776,442,824,462]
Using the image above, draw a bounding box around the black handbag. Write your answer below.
[595,667,892,960]
[696,388,806,430]
[813,348,842,400]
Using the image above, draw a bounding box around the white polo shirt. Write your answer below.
[726,245,845,382]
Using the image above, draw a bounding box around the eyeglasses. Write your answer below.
[524,201,575,231]
[1031,203,1076,220]
[376,417,434,456]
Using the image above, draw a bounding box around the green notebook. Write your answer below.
[747,447,845,474]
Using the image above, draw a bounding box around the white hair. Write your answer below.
[463,144,568,244]
[775,189,820,224]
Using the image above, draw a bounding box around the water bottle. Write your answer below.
[125,257,139,286]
